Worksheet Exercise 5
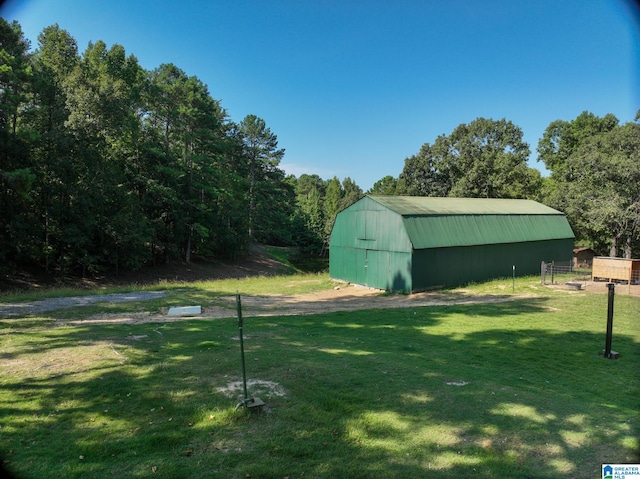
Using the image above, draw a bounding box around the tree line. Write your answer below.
[380,113,639,259]
[0,19,362,279]
[2,19,638,281]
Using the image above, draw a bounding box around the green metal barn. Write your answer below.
[329,196,574,292]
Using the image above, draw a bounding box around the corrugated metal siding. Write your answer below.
[328,196,413,289]
[412,238,574,290]
[389,251,412,291]
[329,197,412,253]
[329,246,412,291]
[403,214,575,249]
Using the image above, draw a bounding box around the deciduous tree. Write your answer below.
[398,118,539,199]
[548,118,640,257]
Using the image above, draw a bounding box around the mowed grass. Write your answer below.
[0,276,638,479]
[0,272,335,322]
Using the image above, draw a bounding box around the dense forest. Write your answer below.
[1,19,638,280]
[0,19,363,279]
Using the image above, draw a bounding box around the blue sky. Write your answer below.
[2,0,638,190]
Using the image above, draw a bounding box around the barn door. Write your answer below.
[365,249,390,290]
[365,249,371,287]
[354,249,367,286]
[366,250,374,287]
[354,249,372,287]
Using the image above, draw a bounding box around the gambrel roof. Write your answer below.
[366,196,574,249]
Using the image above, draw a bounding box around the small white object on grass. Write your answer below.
[167,306,202,316]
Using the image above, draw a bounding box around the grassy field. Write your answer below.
[1,275,638,478]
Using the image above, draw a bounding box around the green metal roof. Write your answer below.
[366,195,574,249]
[368,195,563,216]
[403,214,574,248]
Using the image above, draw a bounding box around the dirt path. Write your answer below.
[3,279,634,327]
[0,291,167,317]
[55,285,515,326]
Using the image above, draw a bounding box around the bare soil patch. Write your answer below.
[64,285,514,326]
[216,379,287,399]
[548,280,640,297]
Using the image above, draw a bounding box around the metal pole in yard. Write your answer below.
[603,283,619,359]
[551,261,555,285]
[234,293,265,410]
[236,292,249,403]
[512,265,515,293]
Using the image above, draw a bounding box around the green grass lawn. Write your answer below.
[1,276,638,478]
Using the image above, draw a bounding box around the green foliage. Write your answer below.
[238,114,288,244]
[367,175,398,195]
[396,141,451,197]
[538,112,639,257]
[340,177,364,209]
[322,176,343,240]
[290,174,364,254]
[0,19,35,274]
[537,111,619,176]
[1,20,329,278]
[398,118,540,199]
[294,176,325,250]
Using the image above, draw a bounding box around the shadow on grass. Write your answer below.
[1,297,638,478]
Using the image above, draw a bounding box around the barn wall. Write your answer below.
[329,197,412,252]
[329,246,412,291]
[330,197,413,289]
[411,238,574,290]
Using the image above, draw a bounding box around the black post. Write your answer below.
[604,283,616,359]
[236,293,249,402]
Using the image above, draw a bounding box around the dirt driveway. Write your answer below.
[74,285,519,325]
[0,285,516,326]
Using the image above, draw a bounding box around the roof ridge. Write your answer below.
[367,195,563,216]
